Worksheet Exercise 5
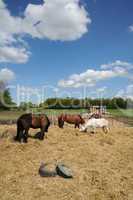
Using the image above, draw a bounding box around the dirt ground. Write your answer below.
[0,120,133,200]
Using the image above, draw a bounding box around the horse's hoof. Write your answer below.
[14,136,19,141]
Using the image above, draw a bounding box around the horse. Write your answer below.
[79,118,109,133]
[58,114,85,128]
[15,113,50,143]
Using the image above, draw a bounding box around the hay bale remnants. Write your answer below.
[0,121,133,200]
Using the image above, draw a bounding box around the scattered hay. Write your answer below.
[0,126,16,139]
[99,137,115,146]
[0,123,133,200]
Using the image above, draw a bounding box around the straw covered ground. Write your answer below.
[0,120,133,200]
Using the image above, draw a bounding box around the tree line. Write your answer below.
[39,97,132,110]
[19,97,133,110]
[0,88,132,111]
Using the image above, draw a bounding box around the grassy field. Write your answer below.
[108,109,133,118]
[0,109,132,121]
[0,111,24,120]
[0,109,87,120]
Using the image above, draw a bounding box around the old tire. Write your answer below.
[39,163,57,177]
[56,164,73,178]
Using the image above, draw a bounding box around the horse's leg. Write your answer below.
[15,121,23,142]
[103,126,108,134]
[39,128,45,140]
[61,121,64,128]
[75,123,79,128]
[45,121,50,132]
[19,130,24,143]
[23,127,29,143]
[90,127,95,134]
[43,126,48,139]
[15,125,24,143]
[58,117,64,128]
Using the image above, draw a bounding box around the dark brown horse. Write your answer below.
[15,113,50,143]
[58,114,85,128]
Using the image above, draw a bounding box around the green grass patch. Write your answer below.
[108,109,133,118]
[38,108,87,116]
[0,109,87,120]
[0,111,24,120]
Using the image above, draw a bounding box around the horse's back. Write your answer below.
[60,113,84,124]
[17,113,50,129]
[17,113,32,127]
[18,113,32,121]
[86,118,108,127]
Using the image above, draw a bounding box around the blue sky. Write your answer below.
[0,0,133,103]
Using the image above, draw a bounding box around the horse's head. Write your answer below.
[79,124,86,132]
[80,117,85,125]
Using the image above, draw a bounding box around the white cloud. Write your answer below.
[58,67,127,88]
[116,85,133,100]
[24,0,91,41]
[0,68,15,82]
[0,1,30,63]
[53,88,59,93]
[0,0,4,8]
[19,86,40,95]
[0,46,30,63]
[0,0,90,63]
[96,86,107,93]
[17,86,42,105]
[101,60,133,70]
[129,25,133,32]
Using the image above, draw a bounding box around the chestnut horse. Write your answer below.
[15,113,50,143]
[58,114,85,128]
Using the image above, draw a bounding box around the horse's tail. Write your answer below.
[44,114,50,125]
[14,119,23,141]
[44,114,50,131]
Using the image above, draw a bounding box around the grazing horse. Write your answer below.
[80,118,109,133]
[58,114,85,128]
[15,113,50,143]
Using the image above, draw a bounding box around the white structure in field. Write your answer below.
[89,105,107,115]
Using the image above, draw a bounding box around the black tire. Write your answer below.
[56,164,73,178]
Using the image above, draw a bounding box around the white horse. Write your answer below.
[79,118,109,133]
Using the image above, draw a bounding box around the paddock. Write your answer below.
[0,121,133,200]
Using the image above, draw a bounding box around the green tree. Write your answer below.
[0,89,14,110]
